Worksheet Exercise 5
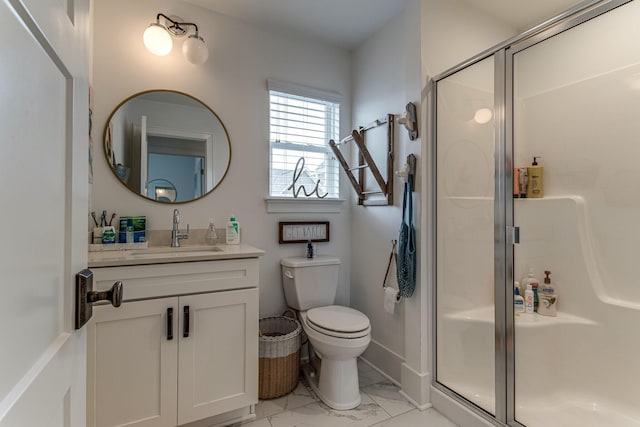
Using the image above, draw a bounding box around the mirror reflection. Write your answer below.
[104,90,231,203]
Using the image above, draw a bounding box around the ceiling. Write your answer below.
[460,0,584,32]
[183,0,408,50]
[183,0,585,50]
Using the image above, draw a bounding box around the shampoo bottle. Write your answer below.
[226,215,240,244]
[522,268,540,311]
[526,156,544,198]
[514,280,522,296]
[524,284,534,314]
[538,270,557,317]
[519,168,528,198]
[514,287,525,315]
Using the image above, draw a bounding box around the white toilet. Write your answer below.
[281,256,371,410]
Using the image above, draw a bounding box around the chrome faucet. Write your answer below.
[171,209,189,247]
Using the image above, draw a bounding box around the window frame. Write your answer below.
[267,79,342,201]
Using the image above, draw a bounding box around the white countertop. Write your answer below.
[88,243,264,267]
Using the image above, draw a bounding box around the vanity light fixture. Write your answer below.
[143,13,209,64]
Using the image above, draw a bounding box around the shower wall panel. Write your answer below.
[512,1,640,425]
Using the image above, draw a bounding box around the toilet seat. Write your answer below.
[305,305,370,339]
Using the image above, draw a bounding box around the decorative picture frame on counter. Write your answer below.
[279,221,330,244]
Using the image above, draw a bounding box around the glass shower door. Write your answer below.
[435,56,496,415]
[511,1,640,425]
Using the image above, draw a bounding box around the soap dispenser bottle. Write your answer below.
[226,215,240,244]
[526,156,544,198]
[206,219,218,245]
[538,270,557,317]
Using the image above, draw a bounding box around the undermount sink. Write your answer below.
[129,247,223,256]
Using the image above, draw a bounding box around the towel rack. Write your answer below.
[329,114,395,206]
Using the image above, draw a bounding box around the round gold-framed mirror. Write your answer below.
[103,90,231,204]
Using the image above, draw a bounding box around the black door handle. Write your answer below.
[167,307,173,340]
[183,305,190,338]
[75,269,125,330]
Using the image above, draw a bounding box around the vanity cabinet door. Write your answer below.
[88,298,179,427]
[177,289,258,425]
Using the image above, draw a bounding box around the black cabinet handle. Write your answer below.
[167,307,173,340]
[183,305,190,338]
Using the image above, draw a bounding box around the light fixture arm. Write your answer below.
[156,13,199,37]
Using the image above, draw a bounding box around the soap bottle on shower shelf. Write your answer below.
[524,284,534,314]
[514,284,525,315]
[522,268,540,312]
[519,168,528,198]
[526,156,544,198]
[538,270,557,317]
[226,215,240,245]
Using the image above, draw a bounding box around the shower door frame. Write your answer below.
[429,1,633,426]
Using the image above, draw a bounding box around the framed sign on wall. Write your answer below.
[279,221,330,244]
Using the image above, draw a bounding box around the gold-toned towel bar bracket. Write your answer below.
[329,114,394,206]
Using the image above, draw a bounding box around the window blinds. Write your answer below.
[269,89,340,198]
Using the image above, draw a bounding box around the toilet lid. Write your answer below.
[307,305,370,333]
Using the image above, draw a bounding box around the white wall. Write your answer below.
[91,0,352,316]
[348,0,517,406]
[421,0,516,80]
[350,0,421,383]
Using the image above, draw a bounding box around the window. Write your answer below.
[268,80,341,199]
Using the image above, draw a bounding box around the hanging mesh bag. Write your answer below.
[397,177,416,298]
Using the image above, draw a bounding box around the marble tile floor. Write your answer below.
[236,360,458,427]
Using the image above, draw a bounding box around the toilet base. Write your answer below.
[301,357,361,410]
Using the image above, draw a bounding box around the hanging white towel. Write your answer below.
[384,287,399,314]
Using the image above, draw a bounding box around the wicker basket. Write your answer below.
[258,314,302,399]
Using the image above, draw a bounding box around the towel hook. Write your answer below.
[397,102,418,141]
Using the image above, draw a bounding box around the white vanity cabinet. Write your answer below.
[87,252,261,427]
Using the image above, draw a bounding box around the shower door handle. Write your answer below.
[507,226,520,244]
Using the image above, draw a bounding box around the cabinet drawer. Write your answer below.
[92,258,259,300]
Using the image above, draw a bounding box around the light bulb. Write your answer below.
[183,34,208,64]
[143,23,173,56]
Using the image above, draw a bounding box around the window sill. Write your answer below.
[265,197,345,213]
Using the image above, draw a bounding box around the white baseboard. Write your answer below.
[400,362,431,409]
[359,340,432,410]
[358,356,401,388]
[361,339,404,383]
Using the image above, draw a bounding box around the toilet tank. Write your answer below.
[281,256,340,310]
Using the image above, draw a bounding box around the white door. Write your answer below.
[0,0,90,426]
